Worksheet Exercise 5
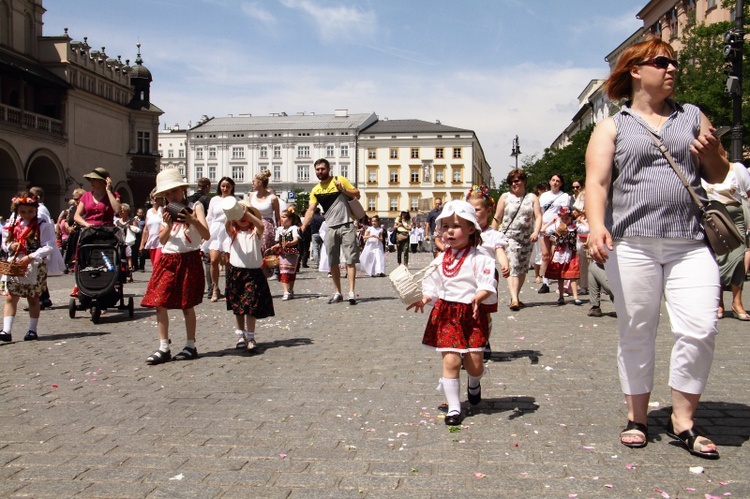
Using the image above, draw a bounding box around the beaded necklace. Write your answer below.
[442,245,470,278]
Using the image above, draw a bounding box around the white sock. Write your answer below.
[468,367,485,394]
[28,317,39,332]
[245,331,255,340]
[185,339,195,349]
[543,277,549,285]
[3,316,14,333]
[442,377,461,415]
[159,339,170,351]
[234,329,245,337]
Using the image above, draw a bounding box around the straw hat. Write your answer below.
[238,199,261,220]
[154,168,189,195]
[221,196,245,221]
[83,167,110,181]
[435,200,481,231]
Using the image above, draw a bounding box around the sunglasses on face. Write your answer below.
[636,56,678,70]
[572,185,581,189]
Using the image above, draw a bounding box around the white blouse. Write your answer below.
[422,247,497,305]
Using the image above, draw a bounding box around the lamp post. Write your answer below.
[510,135,521,169]
[723,0,744,162]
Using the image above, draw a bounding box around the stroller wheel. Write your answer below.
[91,305,101,324]
[128,297,134,317]
[68,298,77,319]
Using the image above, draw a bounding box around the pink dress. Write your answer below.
[79,191,117,226]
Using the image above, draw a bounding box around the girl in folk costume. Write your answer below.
[358,215,386,277]
[141,168,210,365]
[407,200,498,426]
[1,192,65,342]
[543,206,588,306]
[271,208,300,301]
[466,185,510,355]
[223,198,274,352]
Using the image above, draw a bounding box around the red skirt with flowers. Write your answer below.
[141,250,204,309]
[422,299,489,353]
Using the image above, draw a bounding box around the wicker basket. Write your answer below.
[0,258,27,277]
[388,264,436,305]
[263,249,279,269]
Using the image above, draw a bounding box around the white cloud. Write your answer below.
[241,2,276,25]
[279,0,377,44]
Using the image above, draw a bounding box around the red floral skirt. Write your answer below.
[422,299,489,353]
[225,265,275,318]
[141,250,204,309]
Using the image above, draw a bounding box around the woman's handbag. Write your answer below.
[389,230,397,245]
[644,128,743,256]
[388,264,436,305]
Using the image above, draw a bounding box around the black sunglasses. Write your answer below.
[636,56,678,70]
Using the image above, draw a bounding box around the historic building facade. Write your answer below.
[0,0,161,215]
[358,119,491,218]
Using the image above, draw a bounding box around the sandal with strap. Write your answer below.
[146,349,171,365]
[174,346,198,361]
[620,420,648,448]
[666,420,719,459]
[236,337,247,349]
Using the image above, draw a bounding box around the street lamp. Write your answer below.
[510,135,521,169]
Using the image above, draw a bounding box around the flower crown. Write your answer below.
[466,185,492,203]
[12,195,38,206]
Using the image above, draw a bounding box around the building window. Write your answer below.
[326,145,335,157]
[232,165,245,181]
[389,195,398,212]
[411,148,419,159]
[410,196,419,211]
[168,150,174,158]
[435,148,444,159]
[179,149,185,158]
[367,195,376,211]
[452,148,462,159]
[435,167,445,183]
[196,166,203,179]
[196,148,204,160]
[410,168,419,183]
[452,167,462,183]
[298,146,310,158]
[390,148,398,159]
[273,165,281,182]
[297,165,310,182]
[341,144,349,157]
[274,145,281,159]
[368,168,377,184]
[137,131,151,154]
[389,169,399,184]
[208,166,217,181]
[340,164,349,178]
[260,146,268,159]
[368,148,377,159]
[209,147,217,159]
[178,167,185,177]
[232,147,244,159]
[707,0,717,8]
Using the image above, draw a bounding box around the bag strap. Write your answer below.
[501,193,527,234]
[410,263,437,283]
[640,125,706,212]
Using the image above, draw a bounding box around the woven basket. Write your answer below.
[0,259,27,277]
[388,264,436,305]
[263,249,279,269]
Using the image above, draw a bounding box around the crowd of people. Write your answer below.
[2,39,748,459]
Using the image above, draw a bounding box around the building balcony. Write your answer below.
[0,103,64,137]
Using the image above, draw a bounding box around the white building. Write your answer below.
[184,109,377,201]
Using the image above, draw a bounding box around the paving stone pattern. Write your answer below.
[1,251,749,497]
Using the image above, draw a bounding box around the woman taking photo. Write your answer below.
[203,177,235,302]
[248,170,281,253]
[393,210,413,267]
[537,173,571,294]
[586,39,727,459]
[492,169,542,310]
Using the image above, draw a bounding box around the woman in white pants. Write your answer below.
[586,39,728,459]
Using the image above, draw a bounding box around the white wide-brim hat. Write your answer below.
[221,196,245,221]
[154,168,189,196]
[435,200,481,231]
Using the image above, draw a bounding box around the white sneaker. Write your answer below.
[282,292,290,301]
[348,292,357,305]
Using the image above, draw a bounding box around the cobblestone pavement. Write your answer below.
[1,250,749,498]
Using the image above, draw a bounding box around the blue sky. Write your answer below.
[43,0,646,182]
